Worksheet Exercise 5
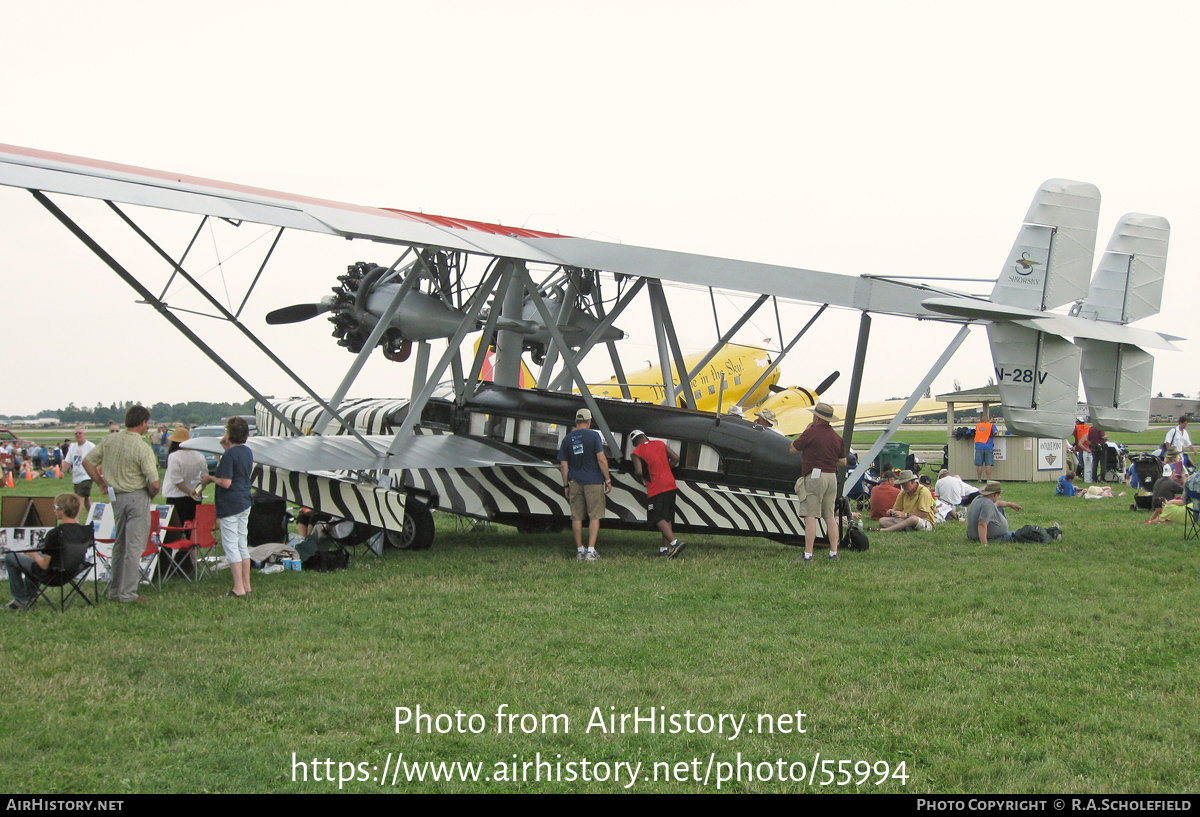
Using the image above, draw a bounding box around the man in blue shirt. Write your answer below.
[557,408,610,561]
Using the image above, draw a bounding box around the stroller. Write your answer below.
[1095,442,1125,483]
[1129,453,1163,511]
[846,471,878,513]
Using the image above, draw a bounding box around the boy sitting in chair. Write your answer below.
[4,494,92,611]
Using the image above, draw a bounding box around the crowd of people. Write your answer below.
[4,401,1195,606]
[3,408,254,609]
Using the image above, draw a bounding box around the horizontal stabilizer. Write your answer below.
[1075,214,1169,325]
[1079,340,1153,432]
[991,180,1100,312]
[986,323,1080,438]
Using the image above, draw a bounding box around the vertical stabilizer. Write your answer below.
[991,180,1100,311]
[1075,214,1169,324]
[986,180,1098,437]
[1079,340,1153,432]
[987,323,1081,438]
[1076,214,1169,431]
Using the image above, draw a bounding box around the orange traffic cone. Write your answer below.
[25,468,33,481]
[55,465,62,479]
[4,471,12,488]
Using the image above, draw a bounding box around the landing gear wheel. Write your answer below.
[387,498,435,550]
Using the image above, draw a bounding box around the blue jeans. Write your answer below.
[5,551,48,606]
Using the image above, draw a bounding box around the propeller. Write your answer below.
[265,301,332,325]
[815,370,840,395]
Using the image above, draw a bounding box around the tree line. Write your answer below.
[34,399,257,427]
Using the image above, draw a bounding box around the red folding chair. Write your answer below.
[94,509,161,593]
[159,505,219,582]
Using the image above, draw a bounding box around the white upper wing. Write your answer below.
[0,142,961,320]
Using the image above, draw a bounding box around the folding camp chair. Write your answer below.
[10,547,94,611]
[1185,499,1200,541]
[10,530,96,612]
[159,504,219,582]
[94,509,162,593]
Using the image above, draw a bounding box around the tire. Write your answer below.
[387,498,435,550]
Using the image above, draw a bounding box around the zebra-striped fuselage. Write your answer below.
[256,389,823,544]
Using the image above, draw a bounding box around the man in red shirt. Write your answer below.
[789,402,847,561]
[631,431,684,558]
[869,470,901,521]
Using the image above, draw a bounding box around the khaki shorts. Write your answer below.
[796,473,836,519]
[569,481,606,521]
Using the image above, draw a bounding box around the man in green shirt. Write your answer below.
[84,405,161,604]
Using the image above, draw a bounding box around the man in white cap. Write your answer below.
[557,408,610,561]
[630,430,685,558]
[788,402,846,560]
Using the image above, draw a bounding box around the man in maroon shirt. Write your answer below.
[789,402,847,561]
[631,430,685,558]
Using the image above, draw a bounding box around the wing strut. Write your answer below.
[386,261,510,457]
[648,280,696,410]
[536,276,577,389]
[842,325,973,494]
[235,226,285,319]
[102,200,378,452]
[683,294,770,389]
[156,215,208,302]
[838,312,873,486]
[595,296,631,400]
[31,190,304,437]
[546,278,646,393]
[462,260,507,401]
[735,304,828,408]
[517,265,622,456]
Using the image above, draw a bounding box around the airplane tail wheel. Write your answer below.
[387,498,435,550]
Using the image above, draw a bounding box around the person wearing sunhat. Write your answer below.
[753,408,785,435]
[788,402,846,560]
[876,469,936,532]
[966,481,1024,545]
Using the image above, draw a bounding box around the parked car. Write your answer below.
[189,425,227,475]
[0,428,37,471]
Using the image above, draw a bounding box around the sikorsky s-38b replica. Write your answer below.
[0,145,1180,549]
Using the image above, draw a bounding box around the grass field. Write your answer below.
[1,465,1197,793]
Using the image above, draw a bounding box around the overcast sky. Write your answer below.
[1,1,1196,418]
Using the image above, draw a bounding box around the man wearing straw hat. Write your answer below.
[754,408,785,435]
[875,469,936,532]
[788,402,846,561]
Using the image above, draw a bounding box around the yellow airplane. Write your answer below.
[586,343,780,410]
[745,394,979,436]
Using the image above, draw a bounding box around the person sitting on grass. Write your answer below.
[4,493,92,611]
[967,482,1024,545]
[1151,493,1192,523]
[1057,471,1121,499]
[1146,472,1184,524]
[869,470,901,521]
[874,469,935,532]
